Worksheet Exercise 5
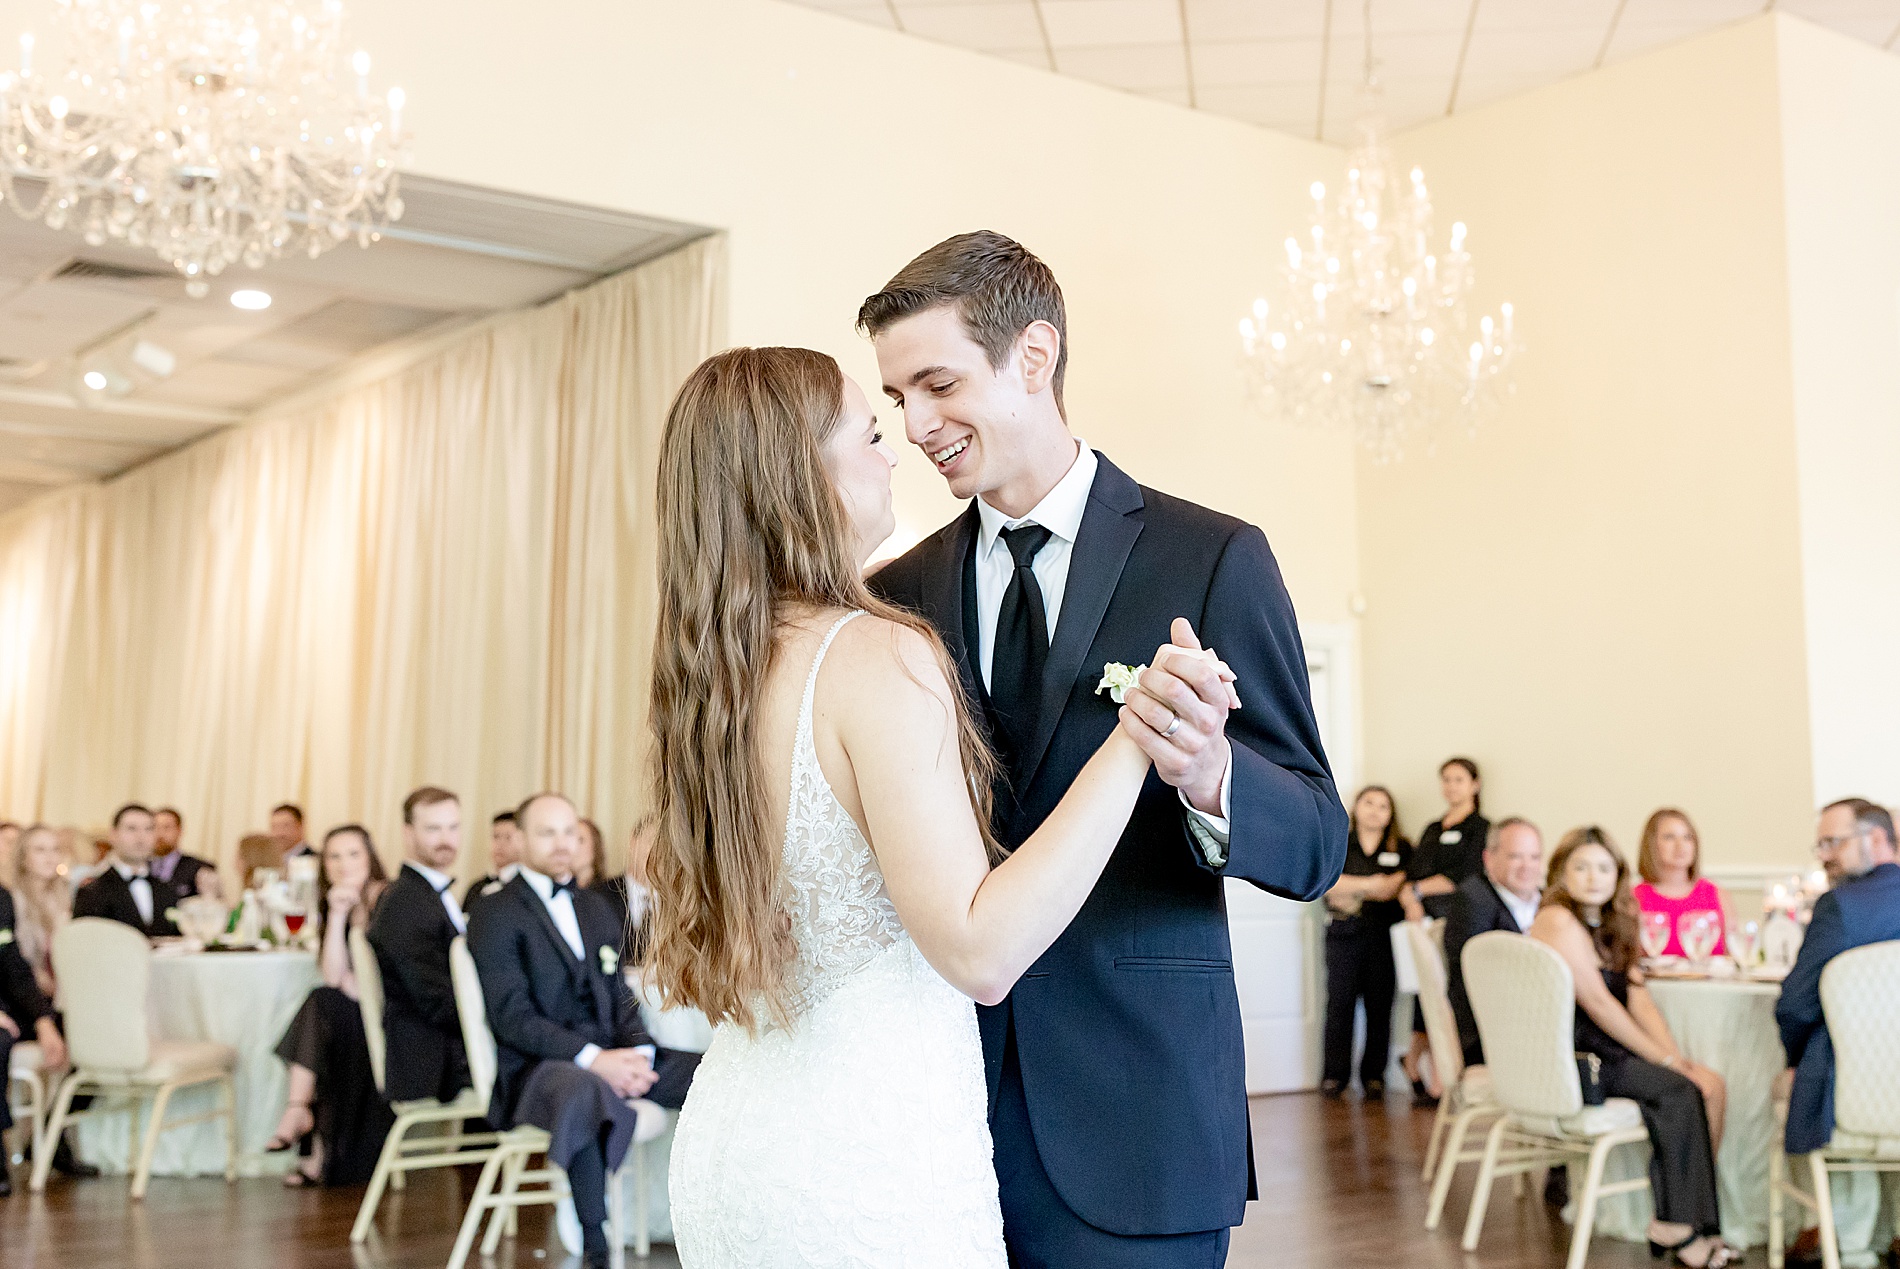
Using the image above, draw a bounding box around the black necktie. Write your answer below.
[991,523,1053,768]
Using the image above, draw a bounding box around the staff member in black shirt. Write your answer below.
[1320,787,1412,1099]
[1397,756,1488,1105]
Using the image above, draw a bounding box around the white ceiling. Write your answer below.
[787,0,1898,139]
[0,178,709,517]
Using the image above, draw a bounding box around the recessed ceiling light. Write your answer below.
[82,370,109,391]
[231,289,273,311]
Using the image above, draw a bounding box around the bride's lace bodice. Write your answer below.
[779,610,906,1017]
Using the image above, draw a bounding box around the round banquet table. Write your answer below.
[74,947,322,1178]
[1590,975,1785,1249]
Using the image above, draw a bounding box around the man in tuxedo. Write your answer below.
[0,882,67,1196]
[468,793,697,1269]
[462,810,522,911]
[149,807,218,900]
[863,231,1346,1266]
[366,786,471,1104]
[73,804,182,937]
[1778,798,1900,1268]
[1442,817,1545,1067]
[270,803,314,861]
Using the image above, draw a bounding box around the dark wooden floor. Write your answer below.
[1,1090,1657,1268]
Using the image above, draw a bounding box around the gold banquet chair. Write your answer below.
[6,1039,47,1166]
[348,926,502,1243]
[1768,939,1900,1269]
[1459,932,1652,1269]
[29,918,238,1199]
[445,936,670,1269]
[1407,920,1502,1230]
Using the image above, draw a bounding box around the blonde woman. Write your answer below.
[11,824,72,1001]
[648,347,1202,1267]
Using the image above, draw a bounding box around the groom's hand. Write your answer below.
[1123,618,1234,815]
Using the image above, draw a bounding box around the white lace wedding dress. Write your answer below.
[669,612,1008,1268]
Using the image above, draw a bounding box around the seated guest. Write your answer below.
[0,874,68,1197]
[463,810,522,910]
[469,793,698,1269]
[1777,798,1900,1269]
[592,819,656,967]
[1530,827,1734,1268]
[1445,817,1545,1068]
[366,787,471,1104]
[270,804,314,861]
[1398,757,1489,1103]
[150,806,220,901]
[73,804,182,937]
[1633,808,1727,959]
[1319,786,1411,1099]
[267,824,395,1187]
[575,818,606,890]
[10,825,71,999]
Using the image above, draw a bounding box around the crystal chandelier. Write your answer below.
[1240,10,1517,460]
[0,0,409,297]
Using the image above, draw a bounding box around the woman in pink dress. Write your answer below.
[1633,808,1728,958]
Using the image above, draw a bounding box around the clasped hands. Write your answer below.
[0,1008,67,1069]
[589,1046,658,1100]
[1117,618,1241,816]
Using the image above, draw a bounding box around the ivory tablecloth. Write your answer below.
[74,948,322,1178]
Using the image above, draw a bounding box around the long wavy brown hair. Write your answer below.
[645,346,999,1032]
[1541,825,1641,974]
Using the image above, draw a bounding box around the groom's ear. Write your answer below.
[1015,320,1062,398]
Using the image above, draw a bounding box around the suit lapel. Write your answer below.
[513,880,585,981]
[919,503,983,705]
[1019,454,1145,788]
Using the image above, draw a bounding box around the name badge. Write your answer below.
[1441,830,1462,844]
[1378,852,1401,867]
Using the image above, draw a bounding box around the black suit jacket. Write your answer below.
[1443,874,1527,1067]
[870,451,1346,1236]
[72,865,182,938]
[367,864,470,1103]
[0,886,51,1025]
[161,853,215,896]
[466,875,652,1130]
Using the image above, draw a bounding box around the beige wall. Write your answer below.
[1776,17,1900,811]
[1357,17,1817,870]
[329,0,1363,626]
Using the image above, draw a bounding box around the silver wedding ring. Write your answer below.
[1163,713,1182,739]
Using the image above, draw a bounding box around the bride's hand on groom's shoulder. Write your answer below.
[1118,618,1239,813]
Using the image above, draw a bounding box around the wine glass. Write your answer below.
[1640,910,1673,963]
[1679,910,1721,971]
[1729,920,1761,972]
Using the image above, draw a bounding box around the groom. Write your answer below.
[863,231,1347,1266]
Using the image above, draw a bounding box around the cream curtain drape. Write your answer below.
[0,235,726,886]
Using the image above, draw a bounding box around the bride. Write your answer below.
[648,346,1187,1266]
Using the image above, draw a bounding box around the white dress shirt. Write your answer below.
[520,866,603,1070]
[403,860,467,934]
[1499,884,1542,934]
[114,859,154,926]
[972,441,1232,840]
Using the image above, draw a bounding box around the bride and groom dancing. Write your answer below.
[647,231,1347,1267]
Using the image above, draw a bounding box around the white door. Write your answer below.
[1227,626,1353,1094]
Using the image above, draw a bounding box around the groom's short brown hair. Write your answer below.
[857,231,1068,409]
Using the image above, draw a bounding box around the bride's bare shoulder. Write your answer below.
[824,613,955,708]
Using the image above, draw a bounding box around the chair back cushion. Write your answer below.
[1408,920,1465,1091]
[1461,931,1582,1119]
[51,918,151,1071]
[1821,939,1900,1140]
[448,936,499,1107]
[349,926,388,1095]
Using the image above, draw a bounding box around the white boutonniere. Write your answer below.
[1094,662,1144,704]
[599,945,620,976]
[0,928,13,947]
[164,907,181,924]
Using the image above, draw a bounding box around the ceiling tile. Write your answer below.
[1475,0,1622,30]
[985,46,1055,67]
[1332,28,1467,80]
[1040,0,1182,48]
[1058,42,1189,90]
[1190,38,1325,86]
[1617,0,1764,21]
[1602,19,1716,62]
[1452,70,1553,111]
[1185,0,1328,41]
[1328,0,1478,36]
[1196,81,1328,123]
[834,4,899,28]
[898,2,1045,47]
[1459,25,1602,78]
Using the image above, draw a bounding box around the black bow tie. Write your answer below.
[550,877,576,897]
[127,868,150,881]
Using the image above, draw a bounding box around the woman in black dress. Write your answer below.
[266,824,394,1186]
[1320,787,1412,1098]
[1397,756,1488,1103]
[1528,828,1734,1268]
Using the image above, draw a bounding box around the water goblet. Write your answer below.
[1640,910,1673,963]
